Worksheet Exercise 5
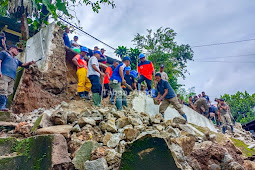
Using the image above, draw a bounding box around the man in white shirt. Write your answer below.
[156,64,168,81]
[87,51,105,106]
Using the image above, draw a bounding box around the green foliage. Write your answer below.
[222,91,255,124]
[177,87,196,103]
[2,0,116,35]
[114,46,129,59]
[132,27,193,90]
[129,48,140,70]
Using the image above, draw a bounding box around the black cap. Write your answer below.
[220,98,225,101]
[9,45,23,52]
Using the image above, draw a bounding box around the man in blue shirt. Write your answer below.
[0,46,35,111]
[123,66,136,95]
[202,91,211,105]
[154,73,187,121]
[110,56,132,110]
[63,28,71,48]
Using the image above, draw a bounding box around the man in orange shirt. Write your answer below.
[103,60,119,104]
[137,53,155,93]
[72,47,91,99]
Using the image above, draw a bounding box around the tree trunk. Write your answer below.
[20,13,29,41]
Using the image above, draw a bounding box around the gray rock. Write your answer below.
[67,112,79,123]
[173,116,186,124]
[50,110,67,125]
[71,124,81,132]
[208,163,221,170]
[72,141,100,170]
[128,117,143,126]
[78,117,96,127]
[84,157,108,170]
[99,118,117,133]
[107,134,121,148]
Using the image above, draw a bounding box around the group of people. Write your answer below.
[188,92,234,134]
[70,43,188,122]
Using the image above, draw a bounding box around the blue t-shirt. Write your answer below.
[0,51,23,80]
[110,63,127,83]
[63,32,71,48]
[157,79,176,99]
[203,95,210,104]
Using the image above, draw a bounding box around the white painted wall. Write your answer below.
[25,23,57,72]
[132,94,217,132]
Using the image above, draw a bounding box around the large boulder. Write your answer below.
[120,135,181,170]
[72,140,100,170]
[0,135,72,169]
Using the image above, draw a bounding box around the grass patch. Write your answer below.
[231,138,255,157]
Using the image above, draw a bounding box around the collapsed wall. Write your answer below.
[132,94,217,132]
[12,23,69,114]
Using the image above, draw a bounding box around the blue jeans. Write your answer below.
[88,75,102,94]
[138,75,152,90]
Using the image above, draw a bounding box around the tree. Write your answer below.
[222,91,255,125]
[132,27,193,90]
[1,0,116,40]
[114,46,129,59]
[128,48,140,70]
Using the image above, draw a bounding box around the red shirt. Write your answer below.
[104,65,115,84]
[138,60,154,80]
[75,54,87,70]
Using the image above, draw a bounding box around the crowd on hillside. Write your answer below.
[0,28,234,136]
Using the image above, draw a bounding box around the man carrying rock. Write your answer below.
[218,99,234,134]
[87,51,105,106]
[194,97,209,116]
[110,56,132,110]
[137,53,155,94]
[123,66,136,95]
[154,73,187,121]
[103,60,119,104]
[72,47,91,99]
[0,45,35,111]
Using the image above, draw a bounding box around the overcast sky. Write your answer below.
[68,0,255,99]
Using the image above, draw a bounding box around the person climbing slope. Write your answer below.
[87,51,105,106]
[218,99,234,134]
[110,56,132,110]
[0,46,35,111]
[103,60,119,104]
[154,73,187,121]
[72,47,91,99]
[137,53,155,94]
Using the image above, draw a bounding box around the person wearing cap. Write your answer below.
[71,36,80,51]
[110,56,131,110]
[154,73,187,121]
[137,53,155,93]
[103,60,119,103]
[99,48,107,64]
[157,64,168,81]
[87,50,105,106]
[0,46,35,111]
[218,99,234,134]
[72,47,91,99]
[94,46,99,52]
[0,32,7,51]
[123,66,136,95]
[63,28,71,48]
[202,91,211,105]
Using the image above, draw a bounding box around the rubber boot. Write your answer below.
[92,93,100,106]
[138,83,141,91]
[182,114,187,122]
[116,98,123,110]
[230,125,234,133]
[222,126,226,134]
[0,95,7,110]
[78,92,85,99]
[122,97,127,107]
[84,91,90,100]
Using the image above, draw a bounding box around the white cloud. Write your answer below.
[66,0,255,97]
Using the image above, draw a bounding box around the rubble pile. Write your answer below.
[1,93,255,170]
